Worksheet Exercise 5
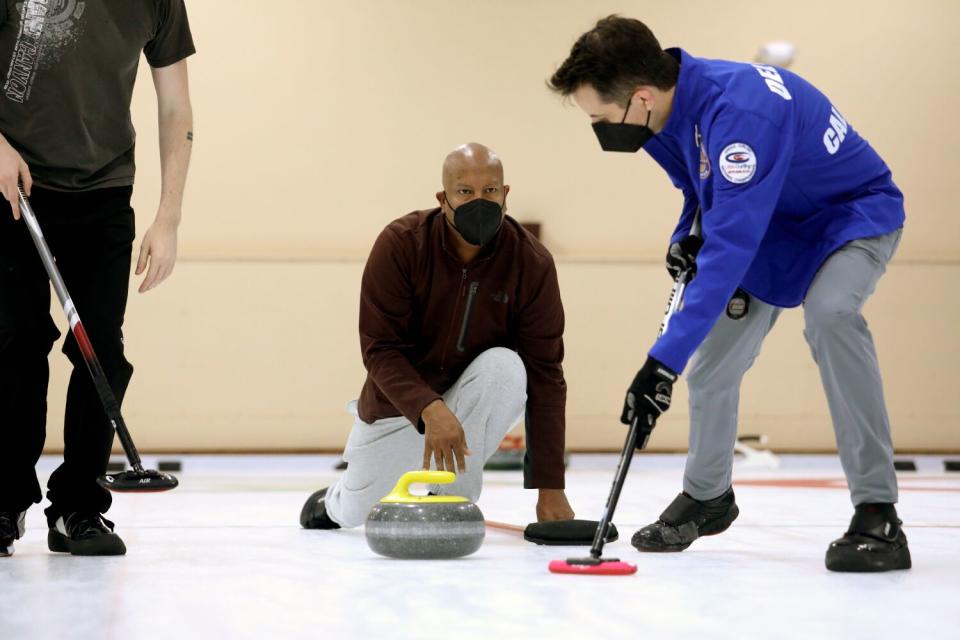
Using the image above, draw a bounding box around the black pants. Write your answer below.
[0,186,135,522]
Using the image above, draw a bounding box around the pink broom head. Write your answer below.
[548,559,637,576]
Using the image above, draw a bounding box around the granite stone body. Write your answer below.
[365,502,485,559]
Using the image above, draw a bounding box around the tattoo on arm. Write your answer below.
[186,131,193,141]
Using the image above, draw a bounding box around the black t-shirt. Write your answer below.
[0,0,195,191]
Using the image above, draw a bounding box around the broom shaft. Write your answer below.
[17,188,144,471]
[589,416,644,557]
[589,247,697,557]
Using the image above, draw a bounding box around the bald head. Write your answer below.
[437,143,510,254]
[442,143,504,192]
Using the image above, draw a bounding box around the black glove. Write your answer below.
[620,356,678,432]
[665,235,704,280]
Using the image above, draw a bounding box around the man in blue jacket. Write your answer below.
[549,15,909,572]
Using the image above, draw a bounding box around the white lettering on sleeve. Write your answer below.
[752,64,792,101]
[822,105,849,154]
[823,128,840,155]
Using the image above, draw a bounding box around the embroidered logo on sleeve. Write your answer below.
[719,143,757,184]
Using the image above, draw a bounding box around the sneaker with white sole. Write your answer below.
[48,512,126,556]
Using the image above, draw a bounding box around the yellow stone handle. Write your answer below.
[379,470,469,504]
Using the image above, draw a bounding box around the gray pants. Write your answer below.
[326,347,527,528]
[684,229,902,506]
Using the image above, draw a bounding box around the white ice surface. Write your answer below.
[1,454,958,639]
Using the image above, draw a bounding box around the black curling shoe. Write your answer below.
[300,488,341,530]
[826,503,911,572]
[48,512,126,556]
[1,511,27,557]
[632,488,739,552]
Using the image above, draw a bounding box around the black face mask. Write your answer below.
[592,96,654,153]
[445,195,504,247]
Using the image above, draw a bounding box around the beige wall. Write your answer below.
[41,0,960,453]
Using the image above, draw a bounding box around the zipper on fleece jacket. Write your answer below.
[456,281,480,353]
[440,268,468,371]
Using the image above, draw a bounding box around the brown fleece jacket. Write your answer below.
[357,208,567,489]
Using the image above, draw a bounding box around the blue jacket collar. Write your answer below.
[658,48,709,141]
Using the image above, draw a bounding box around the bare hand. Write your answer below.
[421,399,471,474]
[136,215,179,293]
[0,139,31,220]
[536,489,575,522]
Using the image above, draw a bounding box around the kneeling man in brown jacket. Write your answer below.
[301,143,574,528]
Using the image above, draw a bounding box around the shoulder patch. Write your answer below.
[719,143,757,184]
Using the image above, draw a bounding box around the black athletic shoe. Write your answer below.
[300,488,341,530]
[48,513,126,556]
[826,503,911,572]
[1,511,27,557]
[632,488,739,552]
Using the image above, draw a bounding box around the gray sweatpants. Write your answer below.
[325,347,527,528]
[683,229,903,506]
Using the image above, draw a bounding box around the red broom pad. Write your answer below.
[548,559,637,576]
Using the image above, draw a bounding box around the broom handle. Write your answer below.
[589,209,701,558]
[17,188,144,473]
[589,413,646,558]
[485,521,525,534]
[659,209,701,336]
[587,270,689,557]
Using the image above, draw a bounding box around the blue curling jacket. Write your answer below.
[646,49,905,374]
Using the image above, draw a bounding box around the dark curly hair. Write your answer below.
[549,15,679,105]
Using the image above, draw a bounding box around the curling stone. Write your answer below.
[365,470,485,559]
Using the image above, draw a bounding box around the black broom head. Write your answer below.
[524,519,619,546]
[97,469,179,493]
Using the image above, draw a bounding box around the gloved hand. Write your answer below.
[665,235,704,280]
[620,356,678,432]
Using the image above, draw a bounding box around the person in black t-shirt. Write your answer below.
[0,0,195,557]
